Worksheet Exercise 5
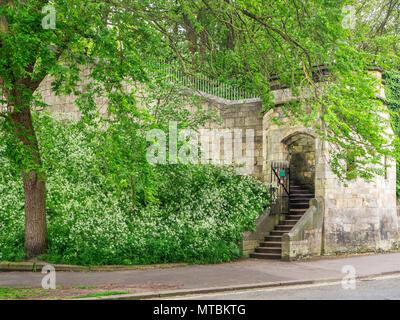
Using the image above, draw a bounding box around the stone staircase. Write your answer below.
[250,184,314,259]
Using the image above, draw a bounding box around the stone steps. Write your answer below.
[255,247,282,254]
[249,252,282,259]
[286,214,303,220]
[264,235,282,242]
[289,202,310,208]
[290,198,313,202]
[251,185,313,260]
[282,220,298,225]
[259,241,281,247]
[290,195,309,198]
[290,207,308,211]
[269,230,288,236]
[275,225,293,231]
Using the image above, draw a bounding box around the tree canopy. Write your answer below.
[0,0,165,255]
[135,0,400,181]
[1,0,400,256]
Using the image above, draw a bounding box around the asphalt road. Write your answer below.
[168,274,400,300]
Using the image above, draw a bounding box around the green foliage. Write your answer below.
[0,0,165,186]
[350,0,400,71]
[0,116,270,265]
[96,77,215,212]
[385,71,400,135]
[385,71,400,195]
[145,0,400,182]
[2,0,400,260]
[0,287,48,300]
[65,292,130,299]
[0,125,25,261]
[0,0,170,256]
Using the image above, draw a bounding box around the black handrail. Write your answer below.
[271,166,290,197]
[270,161,290,215]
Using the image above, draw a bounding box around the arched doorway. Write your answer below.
[282,133,316,194]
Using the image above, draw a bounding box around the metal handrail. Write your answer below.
[269,161,290,216]
[271,166,290,197]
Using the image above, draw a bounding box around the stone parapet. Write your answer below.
[241,208,282,257]
[281,198,324,260]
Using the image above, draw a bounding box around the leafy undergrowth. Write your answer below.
[0,287,51,300]
[385,71,400,196]
[65,291,130,299]
[0,116,271,265]
[0,286,142,300]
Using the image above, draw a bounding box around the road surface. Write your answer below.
[165,274,400,300]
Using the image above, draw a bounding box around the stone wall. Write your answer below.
[262,107,317,184]
[262,69,399,257]
[317,149,399,254]
[6,66,398,258]
[398,206,400,231]
[195,94,264,180]
[33,69,109,120]
[33,74,267,180]
[241,208,282,257]
[314,70,399,254]
[281,198,324,260]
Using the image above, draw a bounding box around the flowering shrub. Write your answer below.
[0,116,270,265]
[0,154,25,262]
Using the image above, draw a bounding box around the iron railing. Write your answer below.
[149,61,259,101]
[270,161,290,215]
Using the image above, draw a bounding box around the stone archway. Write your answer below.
[282,133,316,194]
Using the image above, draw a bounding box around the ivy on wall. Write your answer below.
[385,71,400,196]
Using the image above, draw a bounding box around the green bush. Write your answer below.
[0,116,270,265]
[385,71,400,196]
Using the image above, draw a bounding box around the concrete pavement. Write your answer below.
[175,274,400,300]
[1,252,400,298]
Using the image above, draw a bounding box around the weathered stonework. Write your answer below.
[269,71,398,258]
[194,96,264,180]
[282,198,324,260]
[14,67,399,259]
[241,208,283,257]
[319,157,398,254]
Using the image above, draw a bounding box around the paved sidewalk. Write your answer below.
[1,253,400,297]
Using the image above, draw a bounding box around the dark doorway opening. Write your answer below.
[288,136,315,194]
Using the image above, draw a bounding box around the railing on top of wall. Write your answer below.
[0,62,260,113]
[150,61,260,101]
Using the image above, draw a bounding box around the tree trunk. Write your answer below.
[182,13,198,54]
[10,104,47,257]
[22,171,47,256]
